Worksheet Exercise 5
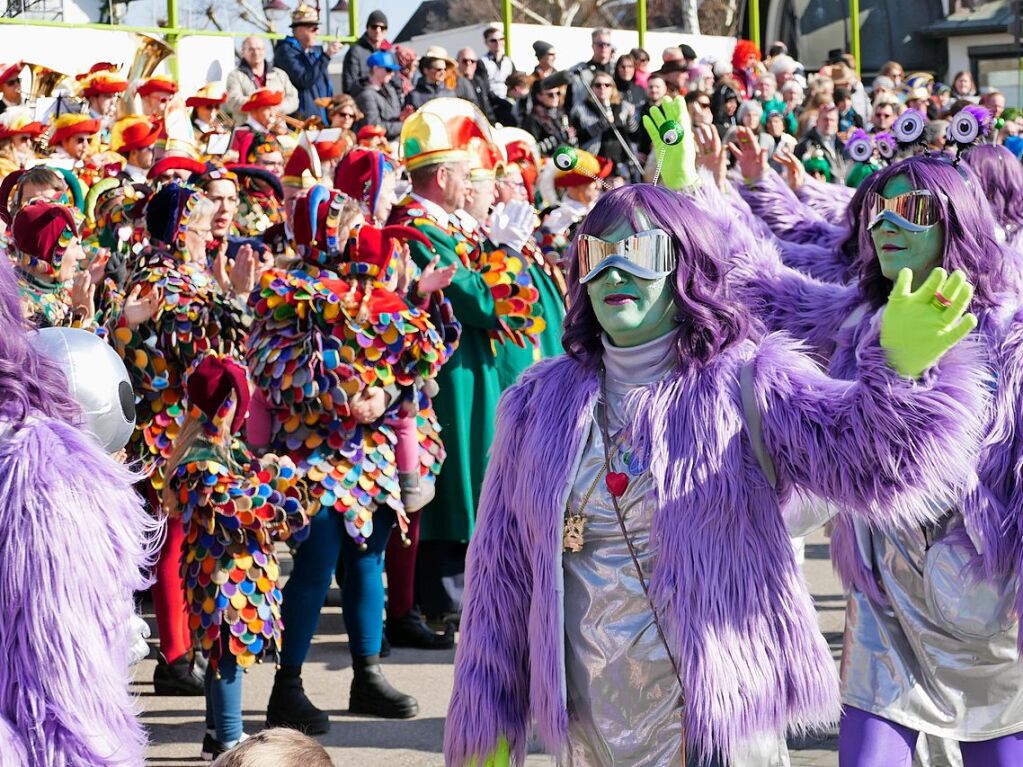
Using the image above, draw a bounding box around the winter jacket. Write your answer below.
[355,82,404,140]
[225,62,300,121]
[272,36,333,122]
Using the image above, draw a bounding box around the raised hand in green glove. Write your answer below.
[881,266,978,378]
[641,95,698,191]
[467,736,511,767]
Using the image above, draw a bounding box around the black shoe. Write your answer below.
[349,660,419,719]
[266,667,331,734]
[380,632,391,658]
[200,732,225,762]
[386,610,454,650]
[153,654,204,696]
[201,731,248,761]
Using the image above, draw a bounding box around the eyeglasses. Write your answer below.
[369,23,387,30]
[594,41,612,48]
[4,78,19,86]
[577,228,676,284]
[593,82,613,89]
[868,189,940,232]
[486,37,503,44]
[337,111,355,119]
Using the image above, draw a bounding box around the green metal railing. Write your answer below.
[0,0,359,80]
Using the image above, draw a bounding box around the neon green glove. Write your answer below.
[641,95,698,190]
[466,736,511,767]
[881,267,978,378]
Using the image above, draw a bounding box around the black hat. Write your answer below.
[679,43,697,61]
[367,9,388,27]
[533,40,554,58]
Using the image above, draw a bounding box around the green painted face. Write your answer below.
[585,218,679,347]
[870,173,945,290]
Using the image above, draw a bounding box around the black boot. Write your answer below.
[385,609,454,650]
[265,665,331,734]
[349,655,419,719]
[153,653,204,696]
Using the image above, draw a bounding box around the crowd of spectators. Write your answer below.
[232,8,1023,189]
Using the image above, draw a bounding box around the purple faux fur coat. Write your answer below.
[796,175,855,226]
[445,324,987,766]
[0,411,160,767]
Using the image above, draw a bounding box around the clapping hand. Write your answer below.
[727,126,769,184]
[416,255,457,297]
[350,386,388,424]
[123,284,163,329]
[70,271,96,321]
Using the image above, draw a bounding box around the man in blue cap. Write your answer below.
[355,50,406,141]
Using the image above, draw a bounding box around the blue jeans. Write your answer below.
[204,637,243,745]
[280,506,395,665]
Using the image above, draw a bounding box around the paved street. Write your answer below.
[140,530,843,766]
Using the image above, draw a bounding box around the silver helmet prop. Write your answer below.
[33,327,136,453]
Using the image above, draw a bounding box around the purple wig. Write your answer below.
[963,143,1023,236]
[853,155,1014,314]
[0,256,80,426]
[562,184,754,368]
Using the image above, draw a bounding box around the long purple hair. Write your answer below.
[963,143,1023,236]
[0,256,80,425]
[562,184,753,368]
[853,155,1014,314]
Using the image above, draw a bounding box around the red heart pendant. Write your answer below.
[605,471,629,498]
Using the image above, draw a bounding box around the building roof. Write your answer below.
[393,1,450,44]
[923,0,1014,38]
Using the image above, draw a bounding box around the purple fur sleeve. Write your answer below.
[775,237,855,285]
[796,175,854,225]
[752,323,988,530]
[0,415,162,767]
[738,169,845,245]
[445,381,534,766]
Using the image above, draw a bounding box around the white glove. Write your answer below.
[542,205,580,237]
[488,200,535,252]
[128,612,151,666]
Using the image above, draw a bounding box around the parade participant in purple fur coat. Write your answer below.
[716,141,1023,761]
[444,178,988,767]
[0,255,162,766]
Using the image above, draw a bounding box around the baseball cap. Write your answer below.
[367,50,400,71]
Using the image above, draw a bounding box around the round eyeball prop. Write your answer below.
[553,146,578,172]
[892,110,925,145]
[949,111,981,144]
[33,327,136,453]
[658,120,683,146]
[995,117,1006,131]
[847,137,873,163]
[875,134,897,161]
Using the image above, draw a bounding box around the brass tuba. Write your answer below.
[126,32,174,83]
[24,63,70,103]
[118,33,175,117]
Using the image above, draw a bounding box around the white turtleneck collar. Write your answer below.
[601,330,678,395]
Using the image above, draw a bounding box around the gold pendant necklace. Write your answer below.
[563,409,623,553]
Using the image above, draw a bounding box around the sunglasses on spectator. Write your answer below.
[594,41,612,48]
[4,78,19,86]
[593,81,613,88]
[487,37,503,43]
[370,23,387,30]
[337,111,356,119]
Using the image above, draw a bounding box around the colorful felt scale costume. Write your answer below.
[247,186,451,546]
[10,200,89,329]
[166,355,308,674]
[112,184,246,487]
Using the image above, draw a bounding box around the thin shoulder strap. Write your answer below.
[740,359,778,490]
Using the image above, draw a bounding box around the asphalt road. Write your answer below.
[140,530,844,766]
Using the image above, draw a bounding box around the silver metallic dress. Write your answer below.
[562,334,789,767]
[840,513,1023,741]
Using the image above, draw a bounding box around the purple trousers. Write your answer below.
[839,707,1023,766]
